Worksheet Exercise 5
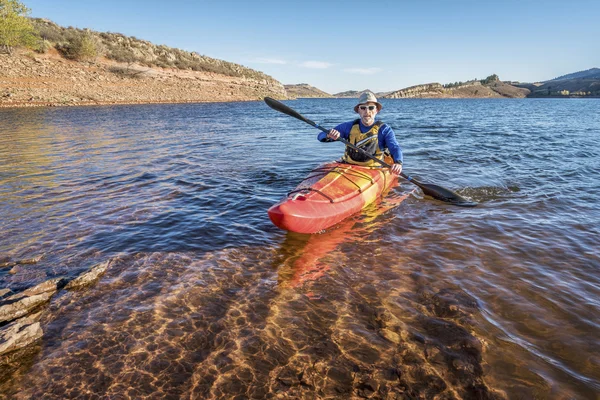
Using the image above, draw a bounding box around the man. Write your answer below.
[318,92,403,175]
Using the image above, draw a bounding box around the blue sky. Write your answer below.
[24,0,600,94]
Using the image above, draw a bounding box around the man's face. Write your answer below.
[357,103,378,126]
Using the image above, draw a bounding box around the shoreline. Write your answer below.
[0,98,265,109]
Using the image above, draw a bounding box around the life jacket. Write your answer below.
[342,119,384,167]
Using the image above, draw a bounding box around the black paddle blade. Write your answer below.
[419,183,478,207]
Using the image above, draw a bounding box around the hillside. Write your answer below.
[284,84,333,98]
[516,79,600,97]
[546,68,600,81]
[382,80,530,99]
[1,19,287,107]
[512,68,600,97]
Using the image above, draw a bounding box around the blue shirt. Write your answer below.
[317,119,403,164]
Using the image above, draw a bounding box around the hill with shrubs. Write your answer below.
[0,9,286,107]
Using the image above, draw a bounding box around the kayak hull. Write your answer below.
[268,160,399,234]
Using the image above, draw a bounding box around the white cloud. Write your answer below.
[299,61,333,69]
[254,58,288,64]
[343,67,382,75]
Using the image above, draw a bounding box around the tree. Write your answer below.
[0,0,38,54]
[481,74,500,85]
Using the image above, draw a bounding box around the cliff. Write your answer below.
[284,84,333,98]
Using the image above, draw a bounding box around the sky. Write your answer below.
[24,0,600,94]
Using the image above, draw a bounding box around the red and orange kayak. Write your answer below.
[268,159,399,234]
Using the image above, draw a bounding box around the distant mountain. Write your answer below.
[333,89,369,98]
[284,84,333,98]
[546,68,600,82]
[513,68,600,97]
[283,69,599,101]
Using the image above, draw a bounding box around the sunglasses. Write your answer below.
[359,105,377,111]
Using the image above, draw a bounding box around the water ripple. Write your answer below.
[1,99,599,398]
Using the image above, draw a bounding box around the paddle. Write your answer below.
[264,97,477,207]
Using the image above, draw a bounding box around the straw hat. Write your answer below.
[354,91,383,113]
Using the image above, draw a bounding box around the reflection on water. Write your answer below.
[1,100,599,398]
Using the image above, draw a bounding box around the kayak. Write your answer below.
[268,158,399,234]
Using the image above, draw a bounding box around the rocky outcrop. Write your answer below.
[383,83,445,98]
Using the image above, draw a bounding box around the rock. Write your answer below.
[65,260,111,290]
[0,278,65,323]
[0,292,53,324]
[0,289,12,298]
[0,261,16,269]
[0,312,43,356]
[17,278,65,298]
[0,256,41,268]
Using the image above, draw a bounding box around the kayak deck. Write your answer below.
[268,160,398,234]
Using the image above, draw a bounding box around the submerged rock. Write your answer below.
[0,312,43,357]
[0,278,65,323]
[65,260,111,290]
[0,256,42,269]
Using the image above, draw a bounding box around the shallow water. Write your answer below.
[1,99,599,399]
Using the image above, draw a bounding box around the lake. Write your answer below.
[1,98,599,399]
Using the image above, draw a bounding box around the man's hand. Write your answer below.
[390,163,402,175]
[327,129,340,141]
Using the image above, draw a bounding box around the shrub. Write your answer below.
[57,31,103,61]
[108,47,136,64]
[34,38,51,53]
[32,19,65,42]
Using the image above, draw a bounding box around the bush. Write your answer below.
[108,47,136,64]
[33,20,66,42]
[57,31,103,61]
[34,38,51,53]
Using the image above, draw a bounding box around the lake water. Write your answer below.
[1,99,599,399]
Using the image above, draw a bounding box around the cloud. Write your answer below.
[254,58,288,64]
[299,61,333,69]
[343,67,382,75]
